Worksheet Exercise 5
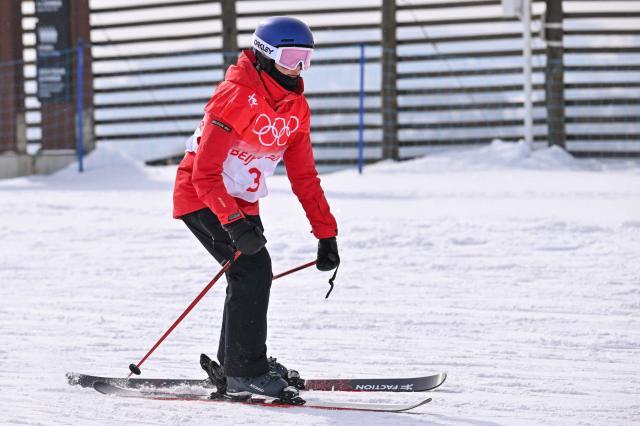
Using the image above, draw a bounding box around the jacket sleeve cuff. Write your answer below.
[312,227,338,239]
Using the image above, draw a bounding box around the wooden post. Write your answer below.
[545,0,566,148]
[0,0,26,154]
[221,0,238,72]
[381,0,399,160]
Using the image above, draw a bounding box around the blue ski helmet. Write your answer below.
[253,16,314,49]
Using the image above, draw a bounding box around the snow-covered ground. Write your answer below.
[1,141,639,425]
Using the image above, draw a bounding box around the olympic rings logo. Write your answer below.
[252,113,299,146]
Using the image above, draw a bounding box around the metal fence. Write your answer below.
[562,6,640,157]
[4,0,640,175]
[85,1,387,166]
[395,1,547,157]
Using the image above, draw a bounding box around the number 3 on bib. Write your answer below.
[246,167,261,193]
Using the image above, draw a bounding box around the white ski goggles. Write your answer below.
[252,34,313,71]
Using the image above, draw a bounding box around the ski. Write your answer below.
[93,381,432,413]
[68,371,446,393]
[305,374,446,392]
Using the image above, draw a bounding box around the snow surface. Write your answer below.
[1,141,639,425]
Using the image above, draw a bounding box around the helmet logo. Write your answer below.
[252,114,299,147]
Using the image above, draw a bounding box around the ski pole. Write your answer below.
[273,260,316,280]
[273,259,337,298]
[128,251,241,377]
[127,256,316,377]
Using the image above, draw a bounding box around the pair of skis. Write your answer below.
[68,368,446,413]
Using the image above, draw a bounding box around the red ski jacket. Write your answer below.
[173,50,337,239]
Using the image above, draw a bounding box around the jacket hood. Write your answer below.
[224,50,305,104]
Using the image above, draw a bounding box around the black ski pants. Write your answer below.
[181,208,272,377]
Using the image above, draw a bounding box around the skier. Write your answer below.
[172,17,340,401]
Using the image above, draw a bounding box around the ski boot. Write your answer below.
[200,353,304,405]
[200,354,228,393]
[268,356,305,390]
[226,371,303,404]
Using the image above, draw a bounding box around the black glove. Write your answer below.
[224,219,266,255]
[317,237,340,271]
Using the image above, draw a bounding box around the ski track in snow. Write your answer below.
[0,143,639,425]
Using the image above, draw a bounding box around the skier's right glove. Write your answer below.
[223,219,267,255]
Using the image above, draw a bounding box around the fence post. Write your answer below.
[221,0,238,72]
[75,37,84,173]
[381,0,399,161]
[522,0,534,152]
[358,44,366,174]
[545,0,566,149]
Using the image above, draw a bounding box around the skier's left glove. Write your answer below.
[317,237,340,271]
